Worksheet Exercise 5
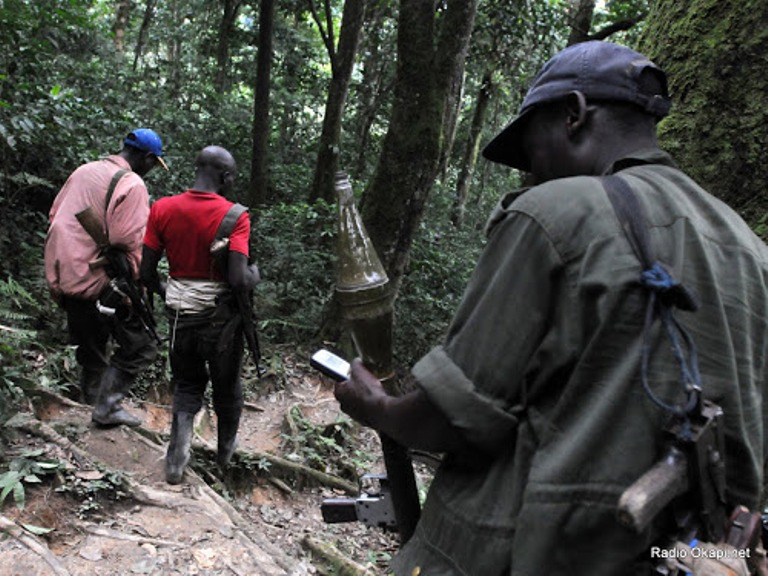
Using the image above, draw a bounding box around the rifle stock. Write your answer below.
[75,207,109,248]
[235,289,263,376]
[75,207,160,344]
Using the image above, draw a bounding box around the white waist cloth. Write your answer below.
[165,278,228,314]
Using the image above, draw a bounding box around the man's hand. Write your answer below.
[333,358,388,429]
[335,359,477,457]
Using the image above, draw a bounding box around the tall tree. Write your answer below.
[352,0,396,180]
[451,70,493,227]
[113,0,133,53]
[214,0,244,93]
[307,0,368,203]
[361,0,478,289]
[133,0,158,71]
[249,0,275,206]
[641,0,768,230]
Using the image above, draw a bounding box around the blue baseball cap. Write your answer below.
[482,41,671,171]
[124,128,168,170]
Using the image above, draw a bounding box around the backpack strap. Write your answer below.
[103,169,129,242]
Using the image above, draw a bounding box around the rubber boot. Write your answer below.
[79,368,103,406]
[165,412,195,485]
[216,416,240,469]
[91,367,142,427]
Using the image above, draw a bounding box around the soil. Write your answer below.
[0,347,431,576]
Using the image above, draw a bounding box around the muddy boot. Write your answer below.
[216,416,240,469]
[79,368,103,406]
[165,412,195,485]
[91,367,141,427]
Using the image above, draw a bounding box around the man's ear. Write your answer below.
[564,90,590,137]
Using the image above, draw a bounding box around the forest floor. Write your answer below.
[0,346,432,576]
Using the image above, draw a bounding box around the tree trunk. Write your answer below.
[113,0,132,53]
[451,70,493,228]
[308,0,368,203]
[249,0,275,207]
[640,0,768,230]
[352,1,395,180]
[435,1,477,183]
[567,0,595,45]
[361,0,478,289]
[133,0,158,71]
[214,0,242,93]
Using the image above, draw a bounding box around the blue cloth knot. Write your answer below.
[640,262,699,312]
[641,262,677,291]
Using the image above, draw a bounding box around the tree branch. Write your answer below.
[307,0,335,64]
[588,13,648,41]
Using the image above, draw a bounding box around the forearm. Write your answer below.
[372,389,473,456]
[335,359,475,457]
[139,245,164,298]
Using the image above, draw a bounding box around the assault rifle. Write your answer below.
[75,206,161,344]
[212,203,264,377]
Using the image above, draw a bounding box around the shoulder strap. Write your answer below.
[215,203,248,240]
[601,174,701,417]
[602,175,654,268]
[103,169,129,241]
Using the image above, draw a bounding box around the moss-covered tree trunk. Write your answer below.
[641,0,768,231]
[361,0,478,289]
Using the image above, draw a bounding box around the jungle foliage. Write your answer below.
[1,0,765,427]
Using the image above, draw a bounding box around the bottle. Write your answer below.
[334,171,395,385]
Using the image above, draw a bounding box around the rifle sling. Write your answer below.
[215,203,248,241]
[103,169,129,243]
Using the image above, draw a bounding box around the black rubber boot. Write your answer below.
[79,368,103,406]
[91,367,141,427]
[216,416,240,469]
[165,412,195,485]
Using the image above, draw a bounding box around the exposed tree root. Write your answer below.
[0,513,71,576]
[302,535,376,576]
[191,438,358,495]
[5,413,303,575]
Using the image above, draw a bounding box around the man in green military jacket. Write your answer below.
[334,41,768,575]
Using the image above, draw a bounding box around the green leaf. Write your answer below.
[0,471,21,504]
[13,481,25,510]
[21,523,54,535]
[50,85,61,97]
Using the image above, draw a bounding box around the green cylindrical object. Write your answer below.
[334,171,420,543]
[335,171,395,384]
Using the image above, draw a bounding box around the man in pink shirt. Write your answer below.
[44,128,167,426]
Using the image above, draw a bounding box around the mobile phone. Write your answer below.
[310,349,351,382]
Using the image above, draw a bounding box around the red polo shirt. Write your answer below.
[143,190,250,281]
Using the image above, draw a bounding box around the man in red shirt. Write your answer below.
[141,145,260,484]
[45,128,167,426]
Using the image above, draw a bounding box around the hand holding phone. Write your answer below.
[310,349,351,382]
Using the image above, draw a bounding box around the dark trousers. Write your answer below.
[169,310,244,420]
[64,296,157,377]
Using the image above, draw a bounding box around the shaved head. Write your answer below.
[195,146,236,173]
[192,146,237,195]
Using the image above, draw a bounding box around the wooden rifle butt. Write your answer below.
[617,445,689,533]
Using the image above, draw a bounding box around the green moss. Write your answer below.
[640,0,768,228]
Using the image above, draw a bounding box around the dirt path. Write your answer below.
[0,352,409,575]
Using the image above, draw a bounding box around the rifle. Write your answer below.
[75,206,161,344]
[235,287,264,377]
[213,203,264,376]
